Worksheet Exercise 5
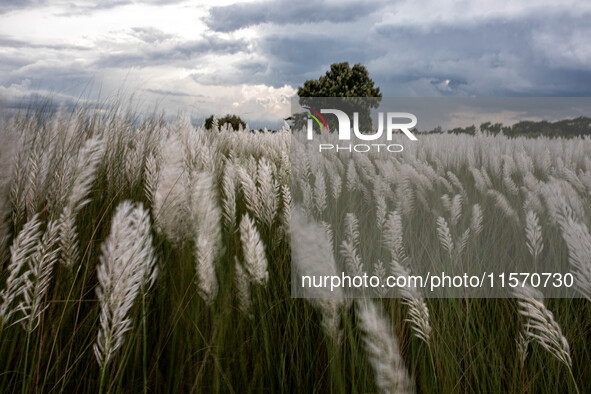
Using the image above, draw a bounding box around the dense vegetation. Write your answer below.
[0,105,589,393]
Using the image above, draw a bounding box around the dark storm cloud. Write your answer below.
[217,10,591,97]
[205,34,379,89]
[206,0,387,32]
[94,36,249,68]
[369,13,591,96]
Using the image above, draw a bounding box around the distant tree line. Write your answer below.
[423,116,591,138]
[205,114,246,131]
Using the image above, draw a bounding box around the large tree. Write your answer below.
[295,62,382,132]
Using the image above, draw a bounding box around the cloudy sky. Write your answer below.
[0,0,590,127]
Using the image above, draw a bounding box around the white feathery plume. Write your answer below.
[343,212,360,249]
[10,149,27,226]
[191,171,222,304]
[503,174,519,196]
[542,183,591,299]
[470,204,483,237]
[470,168,488,193]
[346,160,360,192]
[125,141,143,187]
[361,183,373,207]
[480,167,493,189]
[375,194,387,231]
[356,300,414,394]
[221,161,237,229]
[257,158,279,226]
[436,216,454,258]
[320,221,334,254]
[57,206,79,268]
[447,171,466,200]
[403,297,432,345]
[239,213,269,285]
[395,179,415,218]
[144,153,157,205]
[0,214,43,326]
[383,210,406,264]
[522,188,544,215]
[487,189,518,223]
[502,157,518,195]
[513,285,572,368]
[59,137,105,267]
[300,179,313,215]
[237,164,262,220]
[280,184,291,234]
[556,213,591,300]
[340,240,363,277]
[373,260,388,298]
[517,331,530,369]
[94,201,158,367]
[291,208,344,341]
[330,172,342,201]
[389,259,432,344]
[152,135,189,244]
[525,210,544,261]
[313,170,327,215]
[25,147,40,218]
[234,257,252,316]
[450,194,463,227]
[456,228,470,258]
[17,220,60,332]
[440,194,451,213]
[66,137,105,213]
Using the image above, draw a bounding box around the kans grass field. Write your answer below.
[0,104,590,393]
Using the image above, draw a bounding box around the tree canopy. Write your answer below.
[294,62,382,131]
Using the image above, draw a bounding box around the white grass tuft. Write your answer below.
[525,210,544,261]
[436,216,454,258]
[17,220,60,332]
[191,171,222,304]
[0,214,43,326]
[94,201,158,367]
[356,300,414,394]
[513,285,572,368]
[239,213,269,285]
[291,208,344,341]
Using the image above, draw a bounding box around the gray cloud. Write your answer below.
[0,35,91,51]
[201,33,380,89]
[130,27,175,44]
[144,88,204,97]
[206,0,387,32]
[0,0,45,14]
[369,13,591,96]
[2,0,591,126]
[55,0,190,17]
[94,36,249,68]
[191,60,268,86]
[204,10,590,97]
